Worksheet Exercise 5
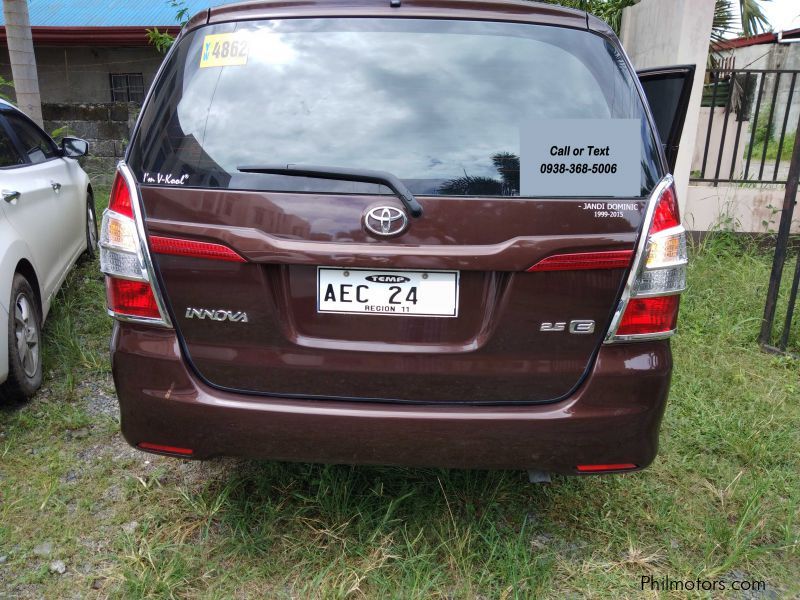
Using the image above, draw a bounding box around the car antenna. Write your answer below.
[390,0,401,7]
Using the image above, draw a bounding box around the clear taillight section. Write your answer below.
[99,165,171,327]
[606,176,686,342]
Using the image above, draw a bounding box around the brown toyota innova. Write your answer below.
[101,0,695,475]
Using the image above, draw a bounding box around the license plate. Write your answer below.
[317,267,459,317]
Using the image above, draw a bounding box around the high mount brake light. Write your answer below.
[605,175,686,342]
[99,164,171,327]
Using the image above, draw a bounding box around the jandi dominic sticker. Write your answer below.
[200,33,249,68]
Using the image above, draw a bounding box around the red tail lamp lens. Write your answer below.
[106,277,160,319]
[577,463,637,472]
[137,442,194,456]
[109,172,133,218]
[617,296,679,336]
[527,250,634,272]
[149,235,246,262]
[651,185,680,234]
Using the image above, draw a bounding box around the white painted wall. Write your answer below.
[684,184,800,233]
[620,0,715,211]
[691,107,750,181]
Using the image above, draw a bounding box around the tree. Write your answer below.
[438,153,519,196]
[147,0,189,54]
[2,0,42,125]
[540,0,771,39]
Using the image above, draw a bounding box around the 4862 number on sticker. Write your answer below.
[200,34,249,68]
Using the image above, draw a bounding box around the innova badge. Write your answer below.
[364,206,408,237]
[185,308,248,323]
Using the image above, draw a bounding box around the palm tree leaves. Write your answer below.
[713,0,738,42]
[539,0,637,34]
[539,0,771,39]
[737,0,772,37]
[438,153,519,196]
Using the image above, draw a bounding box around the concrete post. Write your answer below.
[2,0,43,126]
[620,0,715,211]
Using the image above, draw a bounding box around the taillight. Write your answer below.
[109,170,133,218]
[99,164,171,327]
[106,278,161,319]
[616,296,679,336]
[606,176,686,342]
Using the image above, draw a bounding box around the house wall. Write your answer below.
[692,107,751,181]
[42,102,139,186]
[0,45,163,104]
[684,184,799,233]
[716,42,800,133]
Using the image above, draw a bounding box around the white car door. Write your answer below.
[0,111,83,304]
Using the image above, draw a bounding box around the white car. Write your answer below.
[0,99,94,401]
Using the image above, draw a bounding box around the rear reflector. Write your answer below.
[527,250,634,272]
[106,277,161,319]
[149,235,246,263]
[616,296,679,336]
[576,463,637,472]
[137,442,194,456]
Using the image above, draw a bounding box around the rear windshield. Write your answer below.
[128,18,662,198]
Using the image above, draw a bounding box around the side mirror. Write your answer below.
[61,137,89,158]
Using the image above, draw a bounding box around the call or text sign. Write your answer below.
[520,119,641,197]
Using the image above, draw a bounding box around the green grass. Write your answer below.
[1,213,798,598]
[747,131,797,164]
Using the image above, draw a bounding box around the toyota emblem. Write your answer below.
[364,206,408,237]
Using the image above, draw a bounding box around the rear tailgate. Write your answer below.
[143,188,641,403]
[128,12,663,404]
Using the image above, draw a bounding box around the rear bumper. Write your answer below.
[111,322,672,474]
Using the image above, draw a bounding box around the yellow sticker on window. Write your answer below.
[199,33,249,68]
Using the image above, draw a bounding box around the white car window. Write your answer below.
[0,120,24,168]
[3,112,57,165]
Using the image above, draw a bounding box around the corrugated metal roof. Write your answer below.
[712,27,800,51]
[0,0,229,27]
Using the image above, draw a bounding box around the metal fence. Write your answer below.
[692,68,800,354]
[693,67,800,186]
[758,127,800,357]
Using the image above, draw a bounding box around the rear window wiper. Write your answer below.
[237,164,423,218]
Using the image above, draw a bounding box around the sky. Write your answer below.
[762,0,800,31]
